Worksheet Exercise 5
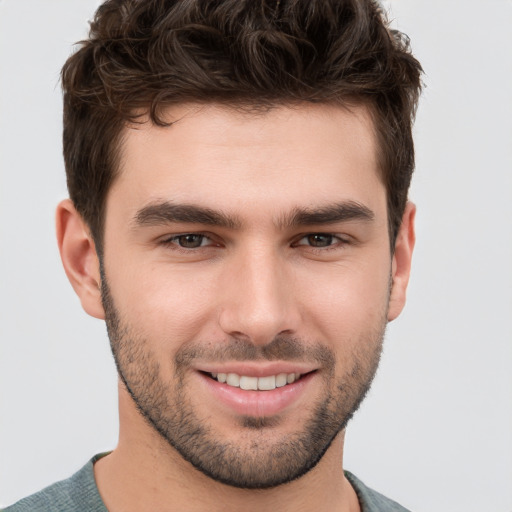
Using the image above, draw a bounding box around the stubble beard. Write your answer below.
[101,277,386,489]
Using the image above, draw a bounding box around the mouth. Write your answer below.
[197,367,316,418]
[207,372,303,390]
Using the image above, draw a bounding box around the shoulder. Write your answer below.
[345,471,412,512]
[2,456,107,512]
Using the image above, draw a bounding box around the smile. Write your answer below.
[199,368,315,417]
[210,372,302,390]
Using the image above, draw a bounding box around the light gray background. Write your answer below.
[1,1,511,510]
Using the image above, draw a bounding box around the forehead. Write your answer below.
[110,103,384,221]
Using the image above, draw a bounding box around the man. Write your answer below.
[4,0,422,510]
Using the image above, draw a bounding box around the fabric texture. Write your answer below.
[345,471,412,512]
[3,456,411,511]
[2,455,107,512]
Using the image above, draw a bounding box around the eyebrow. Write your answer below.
[134,201,241,229]
[133,200,374,230]
[280,201,375,228]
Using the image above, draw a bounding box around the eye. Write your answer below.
[163,234,213,249]
[295,233,340,248]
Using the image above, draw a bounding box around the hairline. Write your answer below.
[89,97,396,259]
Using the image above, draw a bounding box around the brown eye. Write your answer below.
[176,234,206,248]
[306,234,334,247]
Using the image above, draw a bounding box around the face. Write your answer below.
[100,103,398,488]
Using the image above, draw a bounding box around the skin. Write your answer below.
[57,103,415,512]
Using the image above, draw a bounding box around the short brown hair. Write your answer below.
[61,0,422,253]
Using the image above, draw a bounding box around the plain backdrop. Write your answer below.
[1,1,511,510]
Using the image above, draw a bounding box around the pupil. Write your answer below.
[179,234,202,248]
[308,234,332,247]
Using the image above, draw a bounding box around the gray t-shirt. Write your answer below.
[3,455,411,511]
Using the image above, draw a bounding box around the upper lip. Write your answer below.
[194,362,317,378]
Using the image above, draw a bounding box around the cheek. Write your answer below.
[298,258,391,342]
[107,261,221,344]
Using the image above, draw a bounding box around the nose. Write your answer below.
[218,245,301,345]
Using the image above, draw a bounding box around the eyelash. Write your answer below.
[160,232,350,252]
[293,233,349,250]
[160,233,217,250]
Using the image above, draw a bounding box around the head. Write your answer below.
[61,0,422,256]
[57,0,421,491]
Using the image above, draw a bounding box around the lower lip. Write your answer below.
[198,372,315,417]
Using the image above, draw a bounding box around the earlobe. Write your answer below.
[388,202,416,322]
[56,199,105,320]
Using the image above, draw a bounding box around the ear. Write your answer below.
[388,202,416,322]
[56,199,105,319]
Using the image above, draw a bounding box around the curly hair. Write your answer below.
[61,0,422,253]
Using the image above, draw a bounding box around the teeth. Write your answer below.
[257,375,276,390]
[240,376,258,390]
[226,373,240,387]
[211,372,301,390]
[276,373,288,387]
